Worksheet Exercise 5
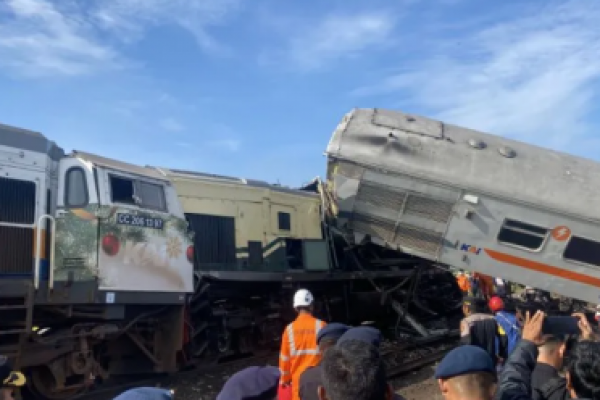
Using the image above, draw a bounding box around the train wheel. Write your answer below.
[24,366,87,400]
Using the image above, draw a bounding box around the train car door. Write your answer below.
[54,157,100,284]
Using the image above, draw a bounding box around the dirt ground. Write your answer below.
[154,363,443,400]
[392,365,443,400]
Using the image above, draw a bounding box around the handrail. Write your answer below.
[34,214,56,290]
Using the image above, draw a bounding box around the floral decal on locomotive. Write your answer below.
[55,204,194,292]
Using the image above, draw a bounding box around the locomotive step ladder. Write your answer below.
[0,282,34,373]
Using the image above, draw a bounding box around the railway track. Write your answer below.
[38,333,458,400]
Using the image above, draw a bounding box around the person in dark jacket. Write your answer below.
[497,311,596,400]
[461,297,508,367]
[217,366,281,400]
[564,340,600,400]
[317,326,405,400]
[299,323,349,400]
[435,345,498,400]
[531,335,569,400]
[318,339,391,400]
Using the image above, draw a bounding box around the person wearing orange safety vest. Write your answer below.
[279,289,326,400]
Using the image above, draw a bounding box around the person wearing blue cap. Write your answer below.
[217,366,280,400]
[336,326,382,349]
[435,345,497,400]
[113,387,174,400]
[299,323,349,400]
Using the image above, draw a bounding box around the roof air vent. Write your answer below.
[468,139,486,149]
[498,146,516,158]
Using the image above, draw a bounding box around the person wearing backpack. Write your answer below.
[489,296,521,358]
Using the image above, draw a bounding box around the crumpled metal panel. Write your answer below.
[351,179,456,259]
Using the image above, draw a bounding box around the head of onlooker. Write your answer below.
[336,326,382,350]
[488,296,504,314]
[462,297,485,317]
[0,356,26,400]
[113,387,174,400]
[317,323,350,353]
[537,334,567,370]
[435,345,497,400]
[318,339,392,400]
[565,340,600,400]
[217,366,280,400]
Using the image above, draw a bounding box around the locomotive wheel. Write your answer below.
[24,366,87,400]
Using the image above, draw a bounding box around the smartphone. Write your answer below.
[542,316,581,335]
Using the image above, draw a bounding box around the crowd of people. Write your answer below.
[2,285,599,400]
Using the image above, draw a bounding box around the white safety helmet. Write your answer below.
[293,289,314,308]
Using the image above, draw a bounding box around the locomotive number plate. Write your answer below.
[116,213,164,230]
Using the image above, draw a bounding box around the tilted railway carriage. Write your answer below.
[326,108,600,305]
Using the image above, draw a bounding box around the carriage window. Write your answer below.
[110,176,135,205]
[497,219,547,251]
[65,167,88,208]
[564,236,600,267]
[137,181,166,212]
[278,212,291,231]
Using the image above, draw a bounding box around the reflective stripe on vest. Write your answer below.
[286,319,324,356]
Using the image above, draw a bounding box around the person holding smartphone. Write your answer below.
[497,311,597,400]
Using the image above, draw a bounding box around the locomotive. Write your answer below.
[0,115,461,399]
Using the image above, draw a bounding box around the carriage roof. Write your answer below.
[325,108,600,222]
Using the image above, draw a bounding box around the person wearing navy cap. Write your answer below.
[217,366,280,400]
[113,387,174,400]
[336,326,382,349]
[435,345,497,400]
[299,323,349,400]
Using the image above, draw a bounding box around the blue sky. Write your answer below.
[1,0,599,186]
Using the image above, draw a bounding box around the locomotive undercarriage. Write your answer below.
[186,260,464,367]
[0,247,463,400]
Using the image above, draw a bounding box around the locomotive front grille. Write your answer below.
[352,179,456,259]
[0,226,34,274]
[0,176,37,275]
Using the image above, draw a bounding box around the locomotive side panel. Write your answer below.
[160,168,322,273]
[440,193,600,304]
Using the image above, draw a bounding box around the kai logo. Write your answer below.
[460,243,482,255]
[552,226,571,242]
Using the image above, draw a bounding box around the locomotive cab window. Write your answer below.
[109,175,167,212]
[497,219,548,251]
[564,236,600,267]
[136,181,166,211]
[110,176,135,205]
[65,167,88,208]
[278,212,291,231]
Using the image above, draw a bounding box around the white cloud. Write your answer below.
[286,12,396,71]
[159,117,184,132]
[0,0,122,77]
[350,0,600,149]
[0,0,242,78]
